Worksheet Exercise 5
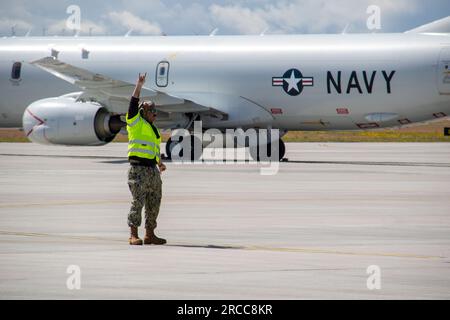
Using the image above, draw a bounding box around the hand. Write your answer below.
[158,163,167,172]
[137,72,147,86]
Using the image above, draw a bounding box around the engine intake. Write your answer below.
[23,97,124,145]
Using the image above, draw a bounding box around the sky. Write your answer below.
[0,0,449,37]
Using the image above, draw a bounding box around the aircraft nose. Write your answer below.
[22,107,49,144]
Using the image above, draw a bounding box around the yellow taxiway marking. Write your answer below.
[0,200,129,209]
[0,230,444,260]
[244,245,442,259]
[0,230,124,242]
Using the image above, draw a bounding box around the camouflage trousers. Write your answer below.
[127,165,162,229]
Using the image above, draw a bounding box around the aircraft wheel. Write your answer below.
[278,139,286,160]
[249,139,285,162]
[165,135,202,161]
[165,137,174,160]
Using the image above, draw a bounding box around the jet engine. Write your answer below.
[22,97,124,145]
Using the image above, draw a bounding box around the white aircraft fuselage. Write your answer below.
[0,33,449,133]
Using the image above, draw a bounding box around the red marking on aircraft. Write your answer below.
[271,108,283,115]
[336,108,349,115]
[25,109,45,137]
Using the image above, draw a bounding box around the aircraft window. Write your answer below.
[156,61,170,87]
[11,62,22,80]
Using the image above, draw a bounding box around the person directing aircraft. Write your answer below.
[126,73,167,246]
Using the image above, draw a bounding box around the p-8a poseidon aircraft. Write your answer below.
[0,16,449,160]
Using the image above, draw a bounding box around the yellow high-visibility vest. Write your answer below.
[126,112,161,163]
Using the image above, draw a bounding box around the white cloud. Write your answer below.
[0,18,32,35]
[47,19,106,35]
[209,0,421,34]
[0,0,446,36]
[107,11,162,35]
[210,4,269,34]
[80,20,108,35]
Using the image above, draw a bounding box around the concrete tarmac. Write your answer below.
[0,142,450,299]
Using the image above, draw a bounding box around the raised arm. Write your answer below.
[128,73,147,118]
[133,72,146,98]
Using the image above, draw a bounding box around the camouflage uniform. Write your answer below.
[127,165,162,229]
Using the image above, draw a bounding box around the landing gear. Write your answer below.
[278,139,286,161]
[165,135,202,161]
[249,138,286,162]
[165,135,286,162]
[165,137,175,160]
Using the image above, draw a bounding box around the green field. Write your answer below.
[283,129,450,142]
[2,119,449,143]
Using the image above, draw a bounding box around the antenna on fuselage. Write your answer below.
[209,28,219,36]
[341,23,351,34]
[260,27,269,36]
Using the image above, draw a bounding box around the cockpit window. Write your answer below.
[11,62,22,80]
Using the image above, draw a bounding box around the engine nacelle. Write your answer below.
[23,97,124,145]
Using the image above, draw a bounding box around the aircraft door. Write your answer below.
[437,47,450,94]
[156,61,169,87]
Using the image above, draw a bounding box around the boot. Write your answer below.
[129,226,143,245]
[144,228,167,245]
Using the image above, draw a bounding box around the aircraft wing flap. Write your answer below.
[30,57,185,106]
[158,101,226,115]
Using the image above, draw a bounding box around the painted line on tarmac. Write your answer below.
[167,243,443,260]
[0,230,444,260]
[286,160,450,168]
[1,153,449,168]
[0,153,125,160]
[0,230,124,243]
[0,199,129,209]
[243,245,443,260]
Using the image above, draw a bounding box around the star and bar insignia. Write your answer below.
[272,68,314,96]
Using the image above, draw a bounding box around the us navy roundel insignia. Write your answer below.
[272,68,314,96]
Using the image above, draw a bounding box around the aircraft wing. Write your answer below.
[30,57,227,119]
